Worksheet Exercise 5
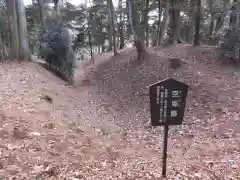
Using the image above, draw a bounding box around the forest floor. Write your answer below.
[0,45,239,180]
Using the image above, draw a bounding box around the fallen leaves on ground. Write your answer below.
[0,45,239,179]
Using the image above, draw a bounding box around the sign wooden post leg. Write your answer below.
[149,78,189,178]
[162,123,169,177]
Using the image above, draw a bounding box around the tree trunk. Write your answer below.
[126,0,131,37]
[109,0,117,56]
[127,0,145,61]
[119,21,125,49]
[118,0,124,49]
[107,0,113,51]
[236,1,240,28]
[215,0,229,32]
[16,0,29,61]
[144,0,150,47]
[37,0,45,27]
[208,0,214,37]
[194,0,201,45]
[230,0,237,28]
[153,0,161,46]
[88,12,94,63]
[0,34,4,60]
[217,4,232,39]
[170,0,181,44]
[0,36,7,60]
[7,0,19,60]
[107,27,112,51]
[99,19,104,53]
[53,0,61,18]
[186,0,194,43]
[158,1,170,45]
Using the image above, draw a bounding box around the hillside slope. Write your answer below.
[0,45,239,179]
[0,61,163,179]
[85,45,240,179]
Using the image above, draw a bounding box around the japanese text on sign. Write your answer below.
[149,78,189,126]
[156,85,169,122]
[172,90,182,98]
[170,90,182,117]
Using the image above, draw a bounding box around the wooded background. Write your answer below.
[0,0,239,62]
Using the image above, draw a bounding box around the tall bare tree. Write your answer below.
[127,0,145,61]
[230,0,237,27]
[37,0,45,27]
[53,0,60,16]
[186,0,194,43]
[143,0,150,47]
[108,0,117,55]
[118,0,124,49]
[7,0,19,60]
[208,0,214,37]
[214,0,229,32]
[88,11,94,62]
[0,33,4,60]
[158,0,170,45]
[194,0,201,45]
[107,0,113,51]
[16,0,29,61]
[169,0,181,44]
[153,0,162,46]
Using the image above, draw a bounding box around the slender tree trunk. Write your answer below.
[230,0,237,27]
[153,0,161,46]
[194,0,201,45]
[158,1,170,45]
[127,0,145,61]
[37,0,45,27]
[99,18,104,53]
[208,0,214,37]
[127,0,137,42]
[186,0,194,43]
[0,34,4,60]
[109,0,117,55]
[118,0,124,49]
[107,0,113,51]
[119,28,124,49]
[236,1,240,28]
[170,0,181,44]
[88,12,94,62]
[88,30,93,61]
[126,0,131,37]
[107,27,112,51]
[98,45,101,53]
[0,36,7,60]
[16,0,29,61]
[7,0,19,60]
[215,0,229,32]
[119,21,124,49]
[53,0,61,18]
[144,0,150,47]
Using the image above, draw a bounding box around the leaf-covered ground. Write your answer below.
[0,45,239,179]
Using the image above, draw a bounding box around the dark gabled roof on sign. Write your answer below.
[148,78,188,88]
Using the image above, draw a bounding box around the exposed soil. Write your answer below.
[0,45,239,179]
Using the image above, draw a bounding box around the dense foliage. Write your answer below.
[217,28,240,61]
[0,0,239,80]
[216,1,240,62]
[38,17,75,84]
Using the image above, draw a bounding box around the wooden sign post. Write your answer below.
[149,78,189,177]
